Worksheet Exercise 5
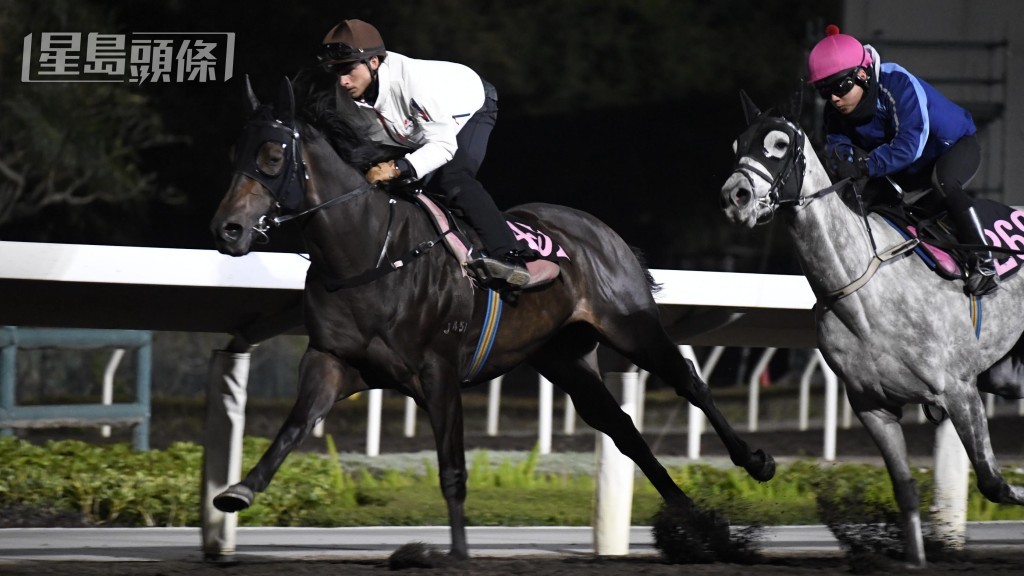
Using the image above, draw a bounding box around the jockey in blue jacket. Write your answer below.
[808,25,998,297]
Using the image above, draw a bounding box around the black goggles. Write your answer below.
[815,73,858,99]
[317,42,379,74]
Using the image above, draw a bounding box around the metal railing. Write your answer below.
[0,326,152,451]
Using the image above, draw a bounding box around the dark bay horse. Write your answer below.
[209,77,775,559]
[720,93,1024,566]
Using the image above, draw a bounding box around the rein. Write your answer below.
[270,181,375,226]
[273,185,453,291]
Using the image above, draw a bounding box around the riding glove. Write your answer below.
[829,146,870,182]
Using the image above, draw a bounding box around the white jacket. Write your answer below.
[352,51,485,179]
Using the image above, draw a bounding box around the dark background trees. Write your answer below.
[0,0,839,273]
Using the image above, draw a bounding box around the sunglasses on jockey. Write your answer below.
[814,68,867,99]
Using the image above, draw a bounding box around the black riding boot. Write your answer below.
[466,248,531,290]
[954,206,999,296]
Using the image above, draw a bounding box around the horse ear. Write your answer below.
[276,76,296,124]
[739,90,761,125]
[783,84,804,123]
[244,74,260,113]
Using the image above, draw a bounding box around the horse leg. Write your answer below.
[422,363,470,560]
[604,323,774,481]
[942,385,1024,505]
[847,391,926,567]
[530,347,696,512]
[213,348,361,512]
[978,351,1024,400]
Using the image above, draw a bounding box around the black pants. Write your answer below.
[424,81,521,257]
[890,135,981,214]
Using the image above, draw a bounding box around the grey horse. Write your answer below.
[719,94,1024,567]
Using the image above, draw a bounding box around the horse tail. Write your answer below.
[630,245,661,294]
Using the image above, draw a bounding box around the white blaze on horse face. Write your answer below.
[763,130,790,159]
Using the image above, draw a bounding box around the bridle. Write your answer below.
[729,116,809,225]
[232,116,309,214]
[232,114,449,289]
[232,112,380,242]
[730,114,917,303]
[730,115,853,225]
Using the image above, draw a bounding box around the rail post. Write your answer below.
[593,371,639,555]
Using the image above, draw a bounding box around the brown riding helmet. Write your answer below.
[318,19,386,69]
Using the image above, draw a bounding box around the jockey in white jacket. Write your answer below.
[317,19,530,291]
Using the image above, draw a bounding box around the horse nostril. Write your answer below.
[732,188,751,208]
[221,223,243,241]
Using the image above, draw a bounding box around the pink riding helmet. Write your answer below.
[807,25,872,83]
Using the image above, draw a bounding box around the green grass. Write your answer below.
[2,436,1023,528]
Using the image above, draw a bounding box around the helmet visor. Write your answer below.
[317,42,382,71]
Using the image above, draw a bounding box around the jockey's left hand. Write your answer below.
[366,161,400,184]
[829,145,869,182]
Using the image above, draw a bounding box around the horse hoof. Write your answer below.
[747,449,776,482]
[213,484,254,512]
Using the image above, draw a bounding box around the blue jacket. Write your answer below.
[824,51,975,178]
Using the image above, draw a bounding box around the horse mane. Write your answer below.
[291,67,405,168]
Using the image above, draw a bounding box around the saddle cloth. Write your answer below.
[872,198,1024,284]
[413,193,566,288]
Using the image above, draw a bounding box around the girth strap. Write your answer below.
[462,289,503,383]
[822,237,921,304]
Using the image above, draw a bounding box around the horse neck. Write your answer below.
[786,146,880,297]
[301,139,395,277]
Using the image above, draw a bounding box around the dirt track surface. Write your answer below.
[6,403,1024,574]
[3,550,1024,576]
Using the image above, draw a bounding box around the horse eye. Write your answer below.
[256,142,285,176]
[762,132,790,159]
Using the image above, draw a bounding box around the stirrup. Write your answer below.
[466,256,530,289]
[966,270,999,297]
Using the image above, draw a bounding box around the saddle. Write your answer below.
[869,192,1023,284]
[398,188,566,289]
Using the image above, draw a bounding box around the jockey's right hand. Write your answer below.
[367,161,400,184]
